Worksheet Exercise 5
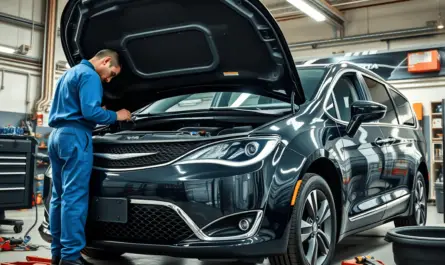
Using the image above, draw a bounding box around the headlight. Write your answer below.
[174,136,280,167]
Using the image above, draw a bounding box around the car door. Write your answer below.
[328,71,388,232]
[359,75,415,219]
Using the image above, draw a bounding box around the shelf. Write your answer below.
[429,101,444,201]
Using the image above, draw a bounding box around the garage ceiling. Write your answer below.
[262,0,409,20]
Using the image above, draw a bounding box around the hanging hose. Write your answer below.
[23,193,38,244]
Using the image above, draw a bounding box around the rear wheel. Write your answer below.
[269,173,337,265]
[81,247,124,260]
[394,171,427,227]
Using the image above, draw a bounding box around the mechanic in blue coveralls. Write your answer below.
[47,49,131,265]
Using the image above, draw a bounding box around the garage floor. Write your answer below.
[1,205,444,264]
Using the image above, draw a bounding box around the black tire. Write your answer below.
[81,247,124,260]
[394,171,427,227]
[269,173,337,265]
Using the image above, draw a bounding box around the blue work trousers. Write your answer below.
[48,126,93,261]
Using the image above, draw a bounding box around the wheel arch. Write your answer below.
[417,161,429,200]
[299,150,344,242]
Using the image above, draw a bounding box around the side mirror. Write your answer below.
[346,100,387,137]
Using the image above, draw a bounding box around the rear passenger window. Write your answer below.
[363,76,398,125]
[389,90,415,126]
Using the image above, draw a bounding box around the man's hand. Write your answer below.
[116,109,131,121]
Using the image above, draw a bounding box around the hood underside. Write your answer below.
[60,0,305,112]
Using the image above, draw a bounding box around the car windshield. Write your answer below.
[136,67,326,115]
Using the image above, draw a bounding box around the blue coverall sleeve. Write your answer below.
[78,73,118,125]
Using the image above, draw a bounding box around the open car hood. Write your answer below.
[60,0,305,112]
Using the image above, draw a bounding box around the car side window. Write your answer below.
[389,89,415,126]
[331,75,361,121]
[326,95,337,118]
[362,76,398,125]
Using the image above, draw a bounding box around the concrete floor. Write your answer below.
[1,205,444,264]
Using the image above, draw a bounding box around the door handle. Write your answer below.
[387,137,395,145]
[374,137,386,146]
[387,137,401,145]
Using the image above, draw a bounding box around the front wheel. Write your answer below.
[269,173,337,265]
[394,171,427,227]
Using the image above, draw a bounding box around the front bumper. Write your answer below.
[38,165,291,258]
[39,219,289,259]
[39,139,297,259]
[89,232,289,259]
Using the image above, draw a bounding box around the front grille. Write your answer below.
[93,204,194,244]
[93,141,211,168]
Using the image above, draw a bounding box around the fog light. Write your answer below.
[245,142,260,157]
[238,218,251,231]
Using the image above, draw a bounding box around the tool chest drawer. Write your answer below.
[0,136,36,210]
[0,156,27,184]
[0,187,26,205]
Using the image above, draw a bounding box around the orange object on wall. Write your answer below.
[36,112,43,126]
[412,103,423,121]
[407,50,441,73]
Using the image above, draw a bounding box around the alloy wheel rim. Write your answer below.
[414,178,426,226]
[300,189,332,265]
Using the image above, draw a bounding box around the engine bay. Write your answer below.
[116,125,255,140]
[95,123,256,141]
[94,111,287,139]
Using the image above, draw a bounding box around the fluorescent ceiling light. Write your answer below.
[287,0,326,22]
[0,46,16,54]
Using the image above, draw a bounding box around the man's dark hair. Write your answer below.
[94,49,120,67]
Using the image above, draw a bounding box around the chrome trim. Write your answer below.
[129,199,264,241]
[349,204,386,222]
[0,156,26,160]
[0,187,25,191]
[349,194,411,222]
[93,152,158,160]
[386,193,411,208]
[200,209,263,232]
[93,135,281,172]
[0,162,26,166]
[0,172,26,175]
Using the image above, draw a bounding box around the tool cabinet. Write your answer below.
[0,135,36,210]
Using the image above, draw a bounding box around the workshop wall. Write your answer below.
[0,0,45,127]
[0,0,45,59]
[287,0,444,59]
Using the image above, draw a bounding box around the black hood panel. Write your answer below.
[61,0,305,111]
